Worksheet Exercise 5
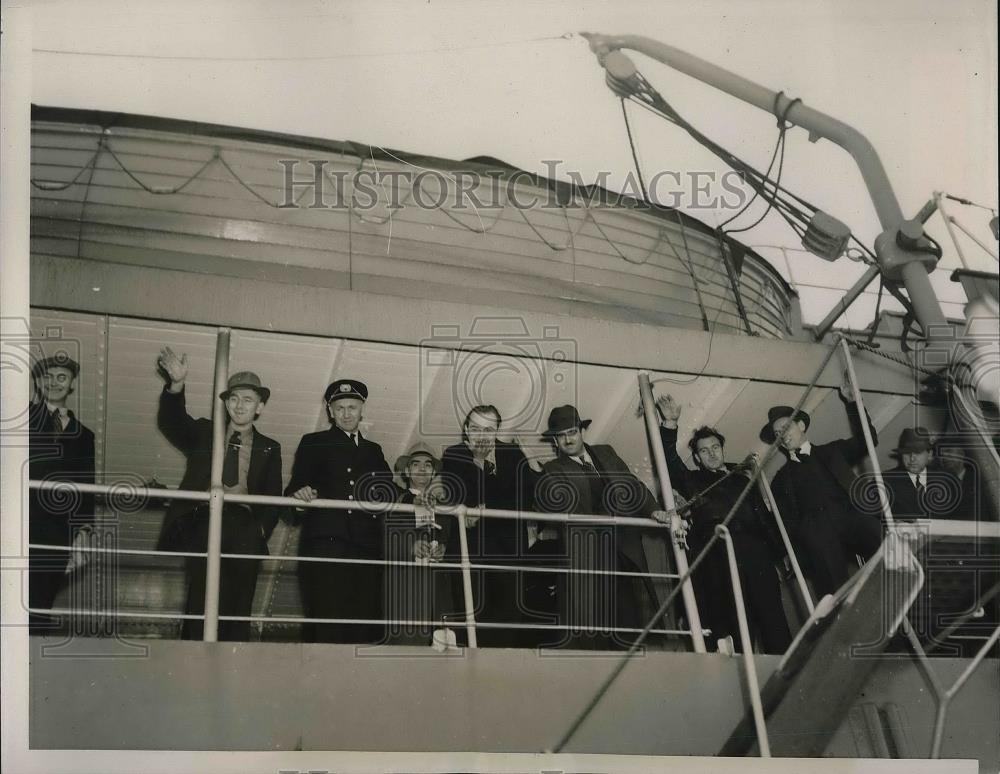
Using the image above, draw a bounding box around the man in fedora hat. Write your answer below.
[286,378,393,643]
[27,353,96,632]
[439,405,542,648]
[156,346,282,641]
[536,404,668,650]
[761,377,882,598]
[882,427,965,522]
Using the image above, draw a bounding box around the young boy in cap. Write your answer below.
[286,378,393,644]
[156,346,282,641]
[762,376,882,598]
[28,354,96,632]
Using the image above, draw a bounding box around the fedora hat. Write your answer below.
[219,371,270,403]
[759,405,811,444]
[892,427,933,456]
[543,405,592,437]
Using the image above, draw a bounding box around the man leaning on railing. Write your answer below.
[155,347,282,641]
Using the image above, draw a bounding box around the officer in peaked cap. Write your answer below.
[286,377,393,644]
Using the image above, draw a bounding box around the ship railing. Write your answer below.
[26,480,696,648]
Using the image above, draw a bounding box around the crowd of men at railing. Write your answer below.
[26,344,985,652]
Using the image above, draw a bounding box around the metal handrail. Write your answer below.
[838,335,897,532]
[638,370,706,652]
[717,524,770,757]
[756,473,814,615]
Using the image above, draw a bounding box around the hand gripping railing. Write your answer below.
[27,480,689,645]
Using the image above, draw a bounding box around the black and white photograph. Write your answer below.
[1,1,997,772]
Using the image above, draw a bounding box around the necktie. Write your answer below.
[351,433,358,446]
[222,431,241,486]
[580,458,597,474]
[915,479,926,503]
[50,409,64,433]
[484,459,496,476]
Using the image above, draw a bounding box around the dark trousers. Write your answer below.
[545,526,649,651]
[28,544,71,634]
[298,537,383,644]
[795,511,883,598]
[181,504,266,642]
[692,530,792,654]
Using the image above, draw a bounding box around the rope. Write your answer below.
[551,338,842,753]
[103,137,219,195]
[30,144,101,191]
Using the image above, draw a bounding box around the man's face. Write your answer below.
[465,410,499,456]
[37,366,75,406]
[902,450,931,475]
[694,435,725,471]
[329,397,364,433]
[772,417,806,451]
[555,426,586,457]
[225,388,262,430]
[405,454,435,491]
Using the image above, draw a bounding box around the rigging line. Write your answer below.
[102,137,220,195]
[941,193,998,213]
[724,130,788,235]
[718,123,785,229]
[368,145,496,235]
[30,144,102,191]
[216,151,313,208]
[673,211,712,332]
[626,93,819,221]
[31,34,575,63]
[551,339,843,754]
[866,272,886,345]
[367,146,393,253]
[620,98,650,203]
[583,204,665,264]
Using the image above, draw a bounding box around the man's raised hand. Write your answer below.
[157,346,188,391]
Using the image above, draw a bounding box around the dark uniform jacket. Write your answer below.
[28,401,96,544]
[659,425,782,554]
[284,427,393,552]
[156,387,282,551]
[439,439,538,560]
[770,398,876,531]
[537,443,659,572]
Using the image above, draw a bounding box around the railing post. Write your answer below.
[638,371,707,652]
[838,337,896,532]
[756,474,814,615]
[717,525,770,757]
[455,505,478,648]
[203,327,231,642]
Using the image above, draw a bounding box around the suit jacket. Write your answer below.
[156,387,282,551]
[882,466,965,521]
[770,398,877,532]
[284,425,392,552]
[439,440,538,560]
[659,425,782,554]
[536,443,659,571]
[28,401,96,544]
